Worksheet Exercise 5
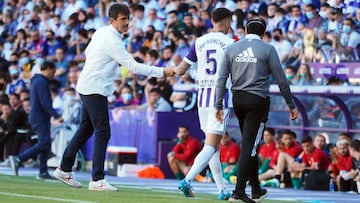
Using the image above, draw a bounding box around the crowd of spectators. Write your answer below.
[0,0,358,113]
[0,0,359,185]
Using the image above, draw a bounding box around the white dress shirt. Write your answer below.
[77,25,164,97]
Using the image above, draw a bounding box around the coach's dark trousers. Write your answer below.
[232,91,269,195]
[61,94,110,181]
[19,121,51,174]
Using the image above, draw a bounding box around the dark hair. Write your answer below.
[22,97,30,102]
[10,93,20,100]
[339,132,352,140]
[135,4,145,12]
[77,28,88,39]
[246,17,266,36]
[301,136,312,144]
[19,49,30,56]
[290,5,301,13]
[280,129,297,139]
[344,17,355,26]
[149,87,161,94]
[147,77,157,85]
[327,75,343,85]
[179,124,189,131]
[273,28,283,35]
[168,10,178,16]
[68,60,78,68]
[0,93,9,105]
[212,8,232,23]
[264,127,275,136]
[264,31,271,38]
[109,3,130,19]
[350,139,360,152]
[305,4,317,10]
[65,87,76,92]
[40,61,56,71]
[20,89,29,94]
[147,49,159,59]
[139,46,149,56]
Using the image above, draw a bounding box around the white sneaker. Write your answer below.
[89,179,118,191]
[0,158,10,167]
[53,168,82,188]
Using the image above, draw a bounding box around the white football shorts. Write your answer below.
[198,107,232,135]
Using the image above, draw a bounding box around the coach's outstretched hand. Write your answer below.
[163,67,176,77]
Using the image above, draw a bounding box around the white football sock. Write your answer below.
[185,145,215,182]
[209,150,226,192]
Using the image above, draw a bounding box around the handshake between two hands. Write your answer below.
[163,67,177,77]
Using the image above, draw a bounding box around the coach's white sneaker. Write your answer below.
[54,168,82,188]
[89,179,118,191]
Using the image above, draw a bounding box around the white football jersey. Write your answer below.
[184,32,234,108]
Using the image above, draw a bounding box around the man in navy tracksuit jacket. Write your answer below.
[10,61,63,179]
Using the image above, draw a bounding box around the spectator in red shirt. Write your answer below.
[290,136,330,171]
[258,127,276,175]
[167,125,202,180]
[259,129,302,188]
[220,132,240,181]
[289,136,330,188]
[331,139,353,191]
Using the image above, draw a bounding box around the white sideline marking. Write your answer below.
[0,192,96,203]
